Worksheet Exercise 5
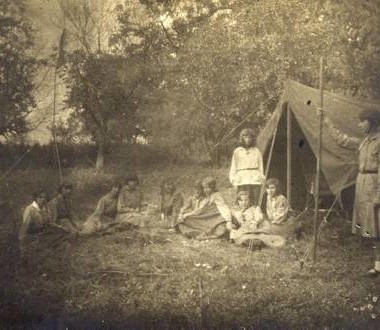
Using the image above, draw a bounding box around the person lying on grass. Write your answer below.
[229,190,264,241]
[159,177,183,231]
[177,176,231,240]
[47,183,81,233]
[80,180,122,235]
[19,189,68,258]
[178,180,205,221]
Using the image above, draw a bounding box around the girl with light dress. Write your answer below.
[229,190,264,241]
[229,128,265,206]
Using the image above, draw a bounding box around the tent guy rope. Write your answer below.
[0,146,35,185]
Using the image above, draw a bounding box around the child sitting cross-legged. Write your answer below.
[232,178,301,248]
[259,177,301,239]
[229,190,263,241]
[265,178,291,225]
[115,173,144,226]
[159,177,184,231]
[178,180,205,222]
[80,180,122,235]
[177,177,231,240]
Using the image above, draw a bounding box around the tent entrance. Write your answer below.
[264,103,330,210]
[263,103,355,214]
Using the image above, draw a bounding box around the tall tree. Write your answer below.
[127,0,380,164]
[56,0,121,168]
[0,0,40,139]
[63,51,152,167]
[57,0,161,168]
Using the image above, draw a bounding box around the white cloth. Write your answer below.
[266,194,290,224]
[31,201,41,210]
[232,206,263,227]
[229,147,265,186]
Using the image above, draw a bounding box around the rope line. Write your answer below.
[0,146,35,184]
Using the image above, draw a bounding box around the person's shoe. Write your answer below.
[366,268,380,277]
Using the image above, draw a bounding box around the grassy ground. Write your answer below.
[0,164,379,329]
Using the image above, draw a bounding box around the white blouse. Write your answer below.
[229,146,265,186]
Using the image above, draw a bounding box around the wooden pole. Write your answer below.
[286,103,292,204]
[53,66,63,184]
[313,57,324,262]
[259,121,279,207]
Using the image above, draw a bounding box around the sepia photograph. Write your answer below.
[0,0,380,328]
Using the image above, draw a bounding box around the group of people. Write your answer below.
[19,113,380,277]
[19,128,297,258]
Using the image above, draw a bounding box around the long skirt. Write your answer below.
[177,204,227,239]
[234,216,301,248]
[56,217,80,233]
[115,205,158,228]
[352,173,380,238]
[81,214,115,234]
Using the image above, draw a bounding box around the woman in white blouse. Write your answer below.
[229,128,265,206]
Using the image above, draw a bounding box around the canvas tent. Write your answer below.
[257,79,380,210]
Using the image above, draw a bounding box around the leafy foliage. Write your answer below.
[0,0,40,138]
[59,0,380,164]
[62,51,149,146]
[57,0,165,168]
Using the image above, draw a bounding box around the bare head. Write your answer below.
[236,190,251,209]
[239,128,255,148]
[266,178,280,198]
[358,109,380,133]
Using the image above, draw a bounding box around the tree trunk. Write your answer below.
[96,141,105,169]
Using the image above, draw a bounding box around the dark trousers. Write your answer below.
[237,184,262,206]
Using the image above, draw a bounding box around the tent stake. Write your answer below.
[313,57,324,263]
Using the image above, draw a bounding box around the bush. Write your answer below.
[0,142,179,171]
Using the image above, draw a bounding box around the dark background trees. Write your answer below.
[4,0,380,167]
[104,0,380,166]
[0,0,41,139]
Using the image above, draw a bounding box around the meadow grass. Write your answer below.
[0,164,379,329]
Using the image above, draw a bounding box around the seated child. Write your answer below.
[47,183,80,233]
[19,190,51,257]
[178,180,204,221]
[19,190,67,258]
[232,179,298,248]
[265,178,291,224]
[159,177,183,230]
[116,173,148,226]
[229,190,263,241]
[177,177,231,239]
[81,180,122,235]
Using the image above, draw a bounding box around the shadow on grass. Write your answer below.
[4,300,379,330]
